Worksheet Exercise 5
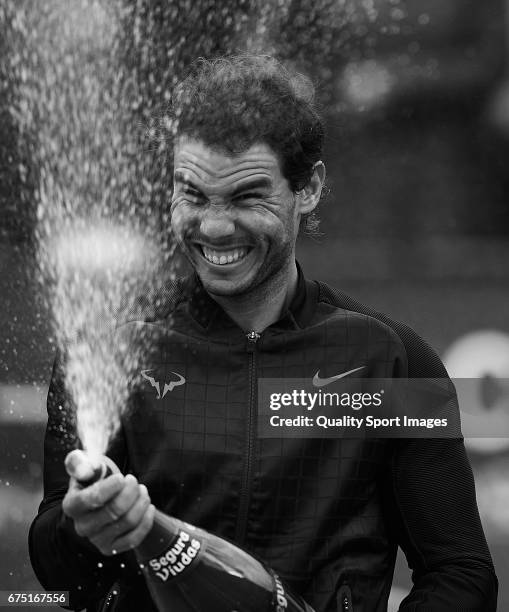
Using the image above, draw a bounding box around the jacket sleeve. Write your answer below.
[384,326,498,611]
[28,352,134,611]
[387,437,498,611]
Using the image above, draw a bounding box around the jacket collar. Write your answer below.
[185,261,318,332]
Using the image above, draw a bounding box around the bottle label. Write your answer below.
[273,574,288,611]
[147,529,202,582]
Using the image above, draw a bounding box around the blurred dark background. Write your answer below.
[1,0,509,609]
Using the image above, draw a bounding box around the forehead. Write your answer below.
[173,137,284,185]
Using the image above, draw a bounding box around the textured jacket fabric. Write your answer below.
[29,268,498,611]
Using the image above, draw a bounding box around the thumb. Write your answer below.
[65,449,101,482]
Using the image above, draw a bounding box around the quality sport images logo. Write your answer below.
[141,369,186,399]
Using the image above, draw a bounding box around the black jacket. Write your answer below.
[29,268,498,611]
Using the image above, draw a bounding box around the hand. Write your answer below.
[62,472,155,556]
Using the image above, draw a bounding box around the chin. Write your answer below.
[200,277,251,297]
[195,259,263,297]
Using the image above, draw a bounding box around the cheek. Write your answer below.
[268,210,297,238]
[170,203,194,237]
[247,204,291,234]
[260,197,299,235]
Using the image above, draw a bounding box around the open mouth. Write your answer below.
[198,245,251,266]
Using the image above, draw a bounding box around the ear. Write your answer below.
[296,161,326,215]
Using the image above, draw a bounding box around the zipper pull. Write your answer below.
[337,584,353,611]
[246,330,260,352]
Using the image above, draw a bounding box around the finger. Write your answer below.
[73,507,108,538]
[62,479,93,518]
[111,483,150,530]
[65,450,94,481]
[91,498,153,556]
[78,477,144,538]
[62,481,81,518]
[63,474,124,518]
[80,473,125,509]
[94,485,151,543]
[105,474,141,521]
[108,504,156,554]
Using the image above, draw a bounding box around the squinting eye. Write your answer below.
[183,189,205,203]
[235,193,262,202]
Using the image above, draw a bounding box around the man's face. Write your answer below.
[171,137,302,297]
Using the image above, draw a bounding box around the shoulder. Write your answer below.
[115,276,190,327]
[315,280,449,378]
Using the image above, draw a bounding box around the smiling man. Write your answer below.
[171,137,324,332]
[30,56,497,612]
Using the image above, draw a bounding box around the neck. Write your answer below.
[210,261,299,333]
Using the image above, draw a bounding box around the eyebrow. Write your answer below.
[231,178,272,196]
[174,172,202,191]
[173,172,272,196]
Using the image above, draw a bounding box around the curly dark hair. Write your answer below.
[168,55,325,234]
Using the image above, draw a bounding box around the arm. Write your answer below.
[321,288,499,609]
[386,437,498,611]
[28,352,137,610]
[383,328,498,611]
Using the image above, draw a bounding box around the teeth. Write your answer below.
[202,246,248,265]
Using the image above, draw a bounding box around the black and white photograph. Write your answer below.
[0,1,508,610]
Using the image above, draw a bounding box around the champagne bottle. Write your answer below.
[66,450,315,612]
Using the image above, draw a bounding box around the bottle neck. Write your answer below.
[135,510,196,563]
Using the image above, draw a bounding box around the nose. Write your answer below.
[199,207,235,241]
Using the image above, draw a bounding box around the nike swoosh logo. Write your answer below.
[312,366,366,387]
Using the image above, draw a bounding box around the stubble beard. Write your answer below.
[204,240,295,310]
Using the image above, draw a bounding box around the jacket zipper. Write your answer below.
[235,330,260,545]
[338,584,353,612]
[100,581,119,611]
